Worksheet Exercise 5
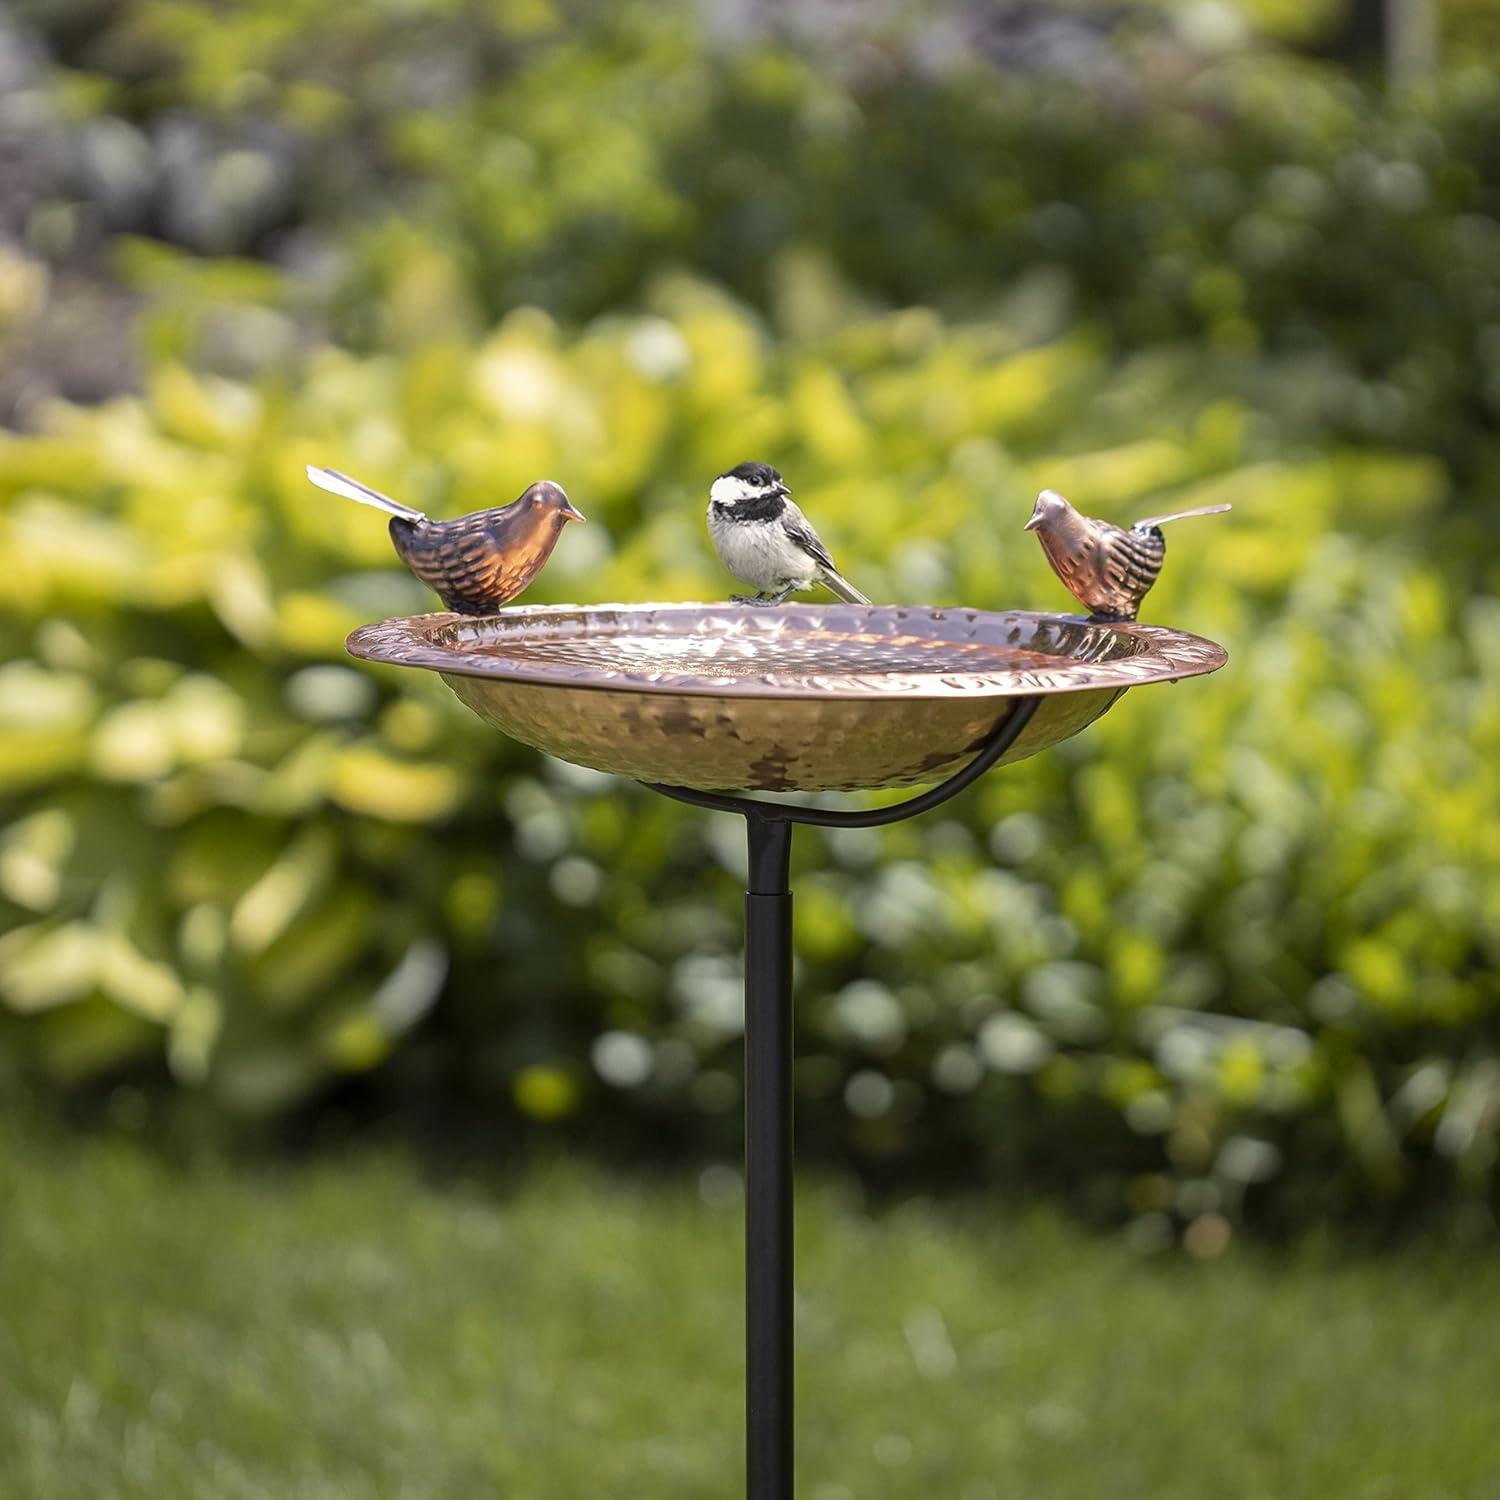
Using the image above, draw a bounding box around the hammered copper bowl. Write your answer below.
[345,603,1227,793]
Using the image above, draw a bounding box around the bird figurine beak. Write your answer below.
[562,500,586,523]
[1023,502,1045,532]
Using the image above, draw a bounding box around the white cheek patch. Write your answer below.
[711,475,754,506]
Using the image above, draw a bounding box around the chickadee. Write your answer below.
[1024,488,1230,621]
[307,465,584,615]
[707,461,870,607]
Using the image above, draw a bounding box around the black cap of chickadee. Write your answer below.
[710,461,790,509]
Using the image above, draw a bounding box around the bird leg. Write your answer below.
[731,589,797,607]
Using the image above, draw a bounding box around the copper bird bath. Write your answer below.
[347,601,1227,1498]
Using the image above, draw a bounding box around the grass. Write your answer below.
[1,1120,1498,1499]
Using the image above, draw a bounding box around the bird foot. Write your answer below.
[730,592,777,607]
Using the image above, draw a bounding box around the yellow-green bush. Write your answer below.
[3,0,1499,1233]
[2,282,1497,1231]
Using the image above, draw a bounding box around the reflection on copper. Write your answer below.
[347,602,1227,793]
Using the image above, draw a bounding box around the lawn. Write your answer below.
[1,1119,1497,1499]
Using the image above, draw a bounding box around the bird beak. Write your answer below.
[1023,508,1044,532]
[561,500,586,523]
[776,484,790,498]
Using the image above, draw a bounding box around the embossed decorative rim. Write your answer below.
[345,602,1227,700]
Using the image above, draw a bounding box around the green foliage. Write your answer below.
[3,281,1497,1232]
[16,2,1500,493]
[5,1119,1500,1498]
[2,1,1498,1235]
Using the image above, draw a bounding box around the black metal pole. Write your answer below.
[646,697,1042,1500]
[744,815,794,1500]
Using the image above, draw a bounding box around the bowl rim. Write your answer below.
[345,601,1228,702]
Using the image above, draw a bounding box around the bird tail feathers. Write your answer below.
[307,466,427,522]
[1133,503,1231,529]
[820,569,871,605]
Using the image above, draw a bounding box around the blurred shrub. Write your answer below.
[7,1,1500,519]
[2,0,1499,1235]
[1,285,1497,1236]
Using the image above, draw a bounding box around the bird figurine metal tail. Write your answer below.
[308,466,585,616]
[1024,488,1230,621]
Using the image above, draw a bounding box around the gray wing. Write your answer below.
[780,500,840,574]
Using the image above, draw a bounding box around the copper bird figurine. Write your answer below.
[1024,488,1230,621]
[307,466,585,615]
